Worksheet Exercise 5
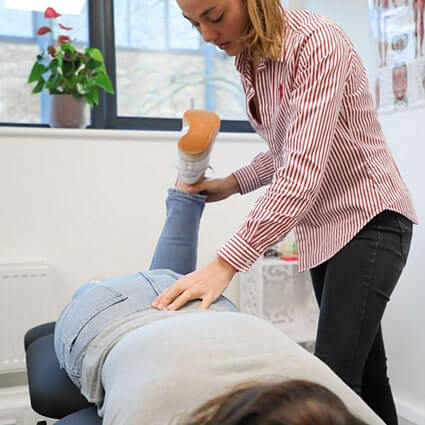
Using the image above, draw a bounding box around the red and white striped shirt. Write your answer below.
[218,9,417,273]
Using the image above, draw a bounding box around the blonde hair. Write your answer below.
[240,0,287,60]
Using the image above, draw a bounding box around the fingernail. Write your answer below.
[157,303,165,310]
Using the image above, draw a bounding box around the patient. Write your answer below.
[54,183,385,425]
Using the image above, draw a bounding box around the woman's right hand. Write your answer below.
[176,174,241,202]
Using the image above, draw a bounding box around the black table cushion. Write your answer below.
[26,333,93,418]
[24,322,56,351]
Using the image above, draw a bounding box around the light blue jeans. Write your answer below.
[54,189,237,387]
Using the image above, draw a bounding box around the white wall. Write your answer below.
[0,128,264,307]
[301,0,425,421]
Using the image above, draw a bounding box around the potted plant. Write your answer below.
[28,7,114,128]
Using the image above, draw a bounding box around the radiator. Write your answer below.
[0,263,65,374]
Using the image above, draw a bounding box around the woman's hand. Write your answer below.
[152,257,237,310]
[177,174,240,202]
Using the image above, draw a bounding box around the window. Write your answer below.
[100,0,252,131]
[113,0,248,122]
[1,0,287,131]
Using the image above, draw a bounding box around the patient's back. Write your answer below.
[93,311,384,425]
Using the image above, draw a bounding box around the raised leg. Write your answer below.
[150,188,207,275]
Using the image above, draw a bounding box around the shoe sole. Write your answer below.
[177,110,221,184]
[178,110,221,154]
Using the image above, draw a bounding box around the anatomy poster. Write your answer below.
[369,0,425,113]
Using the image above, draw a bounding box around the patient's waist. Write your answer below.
[55,270,237,385]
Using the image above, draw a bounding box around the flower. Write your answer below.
[59,23,73,30]
[44,7,61,18]
[47,45,56,57]
[37,26,51,35]
[28,6,114,107]
[58,35,71,44]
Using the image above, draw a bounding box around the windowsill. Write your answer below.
[0,126,262,143]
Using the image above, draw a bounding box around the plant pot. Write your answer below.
[49,94,89,128]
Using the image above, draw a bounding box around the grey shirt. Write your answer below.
[82,309,385,425]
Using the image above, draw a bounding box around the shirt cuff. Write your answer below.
[233,165,263,195]
[218,234,262,272]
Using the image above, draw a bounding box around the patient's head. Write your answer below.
[178,379,369,425]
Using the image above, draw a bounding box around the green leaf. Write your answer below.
[98,63,107,74]
[53,56,63,69]
[63,75,78,92]
[86,87,99,106]
[86,58,102,71]
[74,56,82,70]
[60,42,75,53]
[28,62,48,83]
[93,71,114,94]
[45,72,61,90]
[52,86,65,94]
[32,78,45,94]
[62,59,75,79]
[85,47,104,64]
[84,94,94,107]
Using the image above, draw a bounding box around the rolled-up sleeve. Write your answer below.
[219,28,351,271]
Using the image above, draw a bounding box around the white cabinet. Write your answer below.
[239,259,319,348]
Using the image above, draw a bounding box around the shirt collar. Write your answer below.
[234,35,288,77]
[234,49,269,80]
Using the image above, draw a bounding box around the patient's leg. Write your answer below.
[149,188,206,275]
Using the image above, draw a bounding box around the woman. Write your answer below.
[153,1,417,424]
[54,182,383,425]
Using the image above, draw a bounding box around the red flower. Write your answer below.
[59,23,73,31]
[58,35,71,44]
[48,45,56,57]
[44,7,61,18]
[37,26,51,35]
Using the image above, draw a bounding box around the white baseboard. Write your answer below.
[397,399,425,425]
[0,386,54,425]
[0,386,29,411]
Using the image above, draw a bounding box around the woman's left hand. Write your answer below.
[152,257,237,310]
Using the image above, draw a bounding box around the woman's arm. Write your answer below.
[219,28,352,272]
[177,173,240,202]
[181,149,276,202]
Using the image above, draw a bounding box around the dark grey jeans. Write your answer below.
[310,210,413,425]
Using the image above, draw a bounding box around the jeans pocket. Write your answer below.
[395,214,413,264]
[58,284,128,351]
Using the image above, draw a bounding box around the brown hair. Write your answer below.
[177,379,370,425]
[240,0,287,60]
